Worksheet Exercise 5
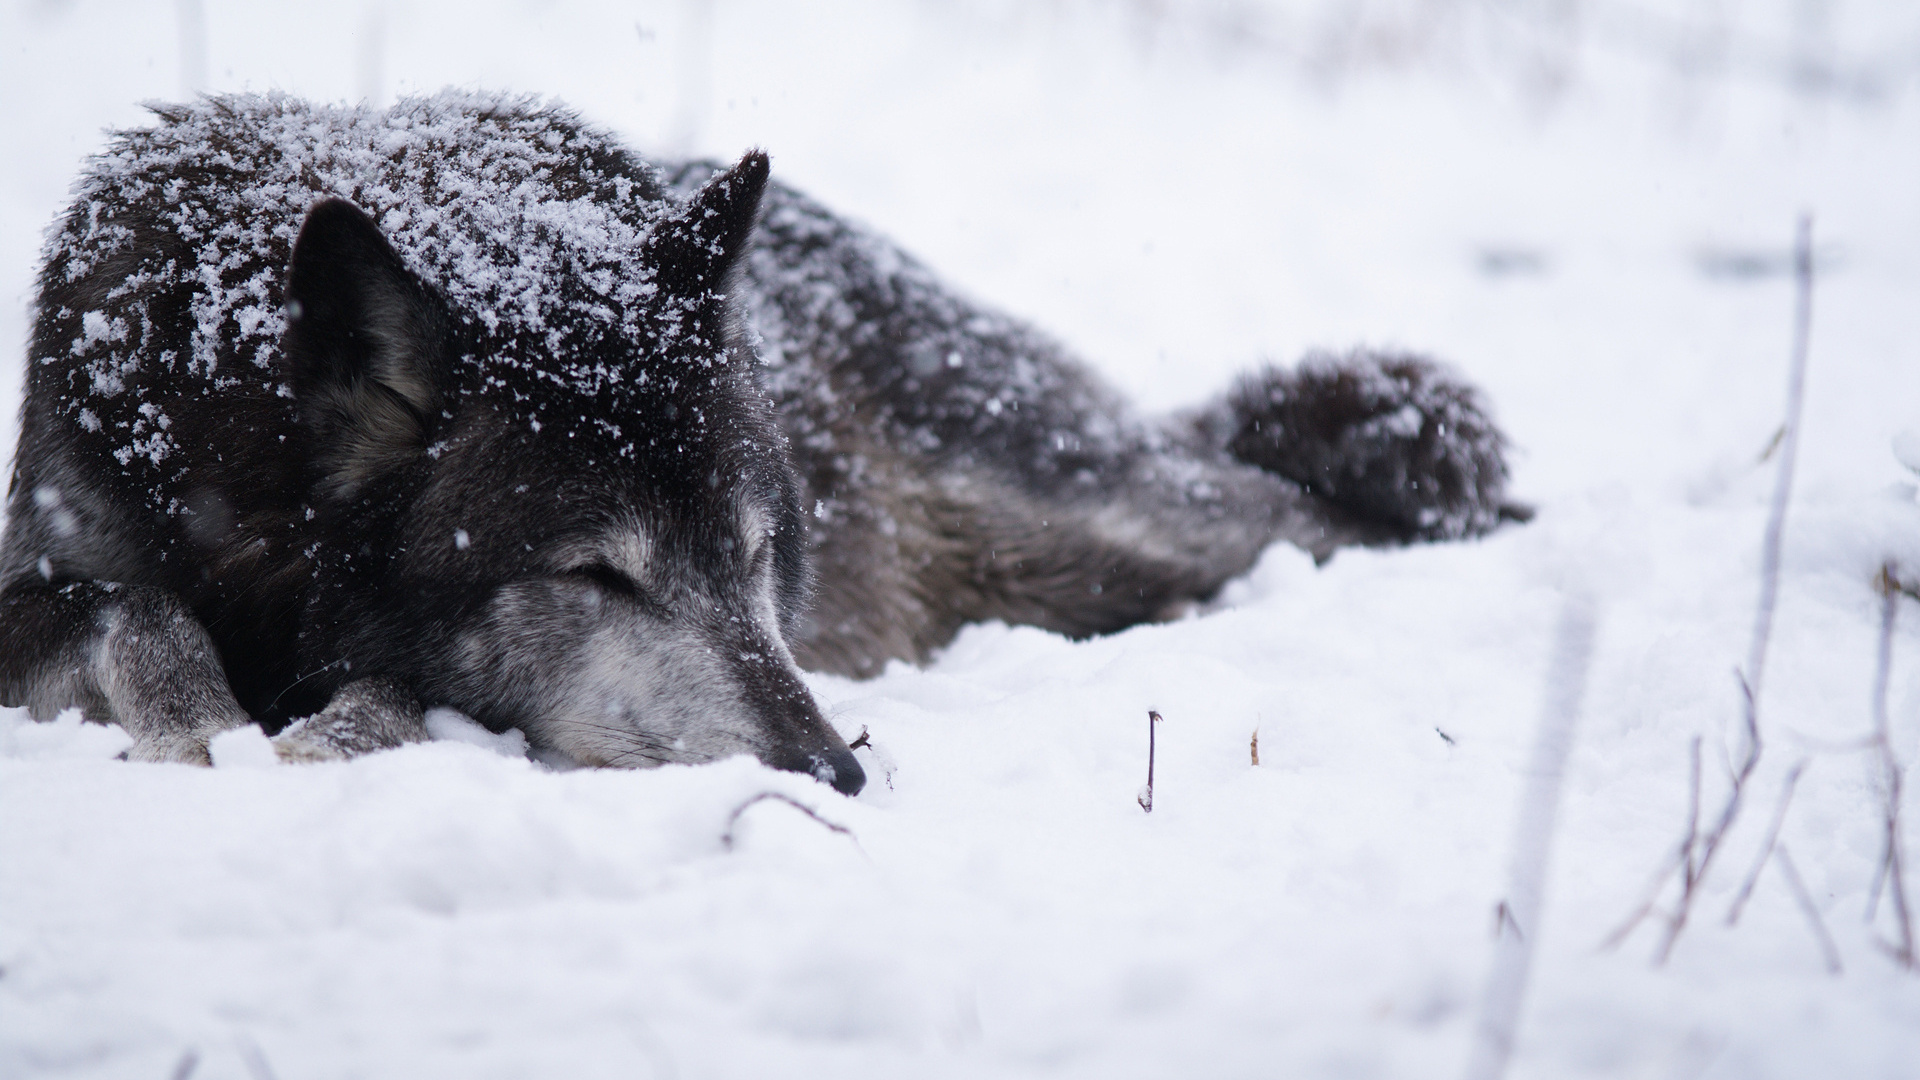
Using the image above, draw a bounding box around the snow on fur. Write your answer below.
[42,92,688,464]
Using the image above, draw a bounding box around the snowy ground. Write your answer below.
[4,1,1920,1077]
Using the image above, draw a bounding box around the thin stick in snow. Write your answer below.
[1868,564,1916,968]
[1602,738,1700,951]
[1494,901,1524,941]
[1601,850,1681,952]
[1745,212,1816,712]
[1683,735,1704,892]
[1139,710,1162,813]
[1597,734,1704,945]
[720,792,856,852]
[238,1038,279,1080]
[1775,845,1843,975]
[1622,213,1815,965]
[1463,594,1597,1080]
[1726,761,1809,926]
[1654,694,1756,963]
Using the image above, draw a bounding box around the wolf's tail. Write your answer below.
[1201,350,1527,543]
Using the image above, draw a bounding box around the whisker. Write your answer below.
[550,717,679,752]
[266,656,351,714]
[606,746,670,767]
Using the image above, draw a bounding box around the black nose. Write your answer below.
[820,746,865,796]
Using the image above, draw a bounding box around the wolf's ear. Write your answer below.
[284,198,447,501]
[645,150,768,298]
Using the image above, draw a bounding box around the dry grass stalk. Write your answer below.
[1867,564,1916,969]
[1726,761,1809,926]
[1775,844,1843,974]
[1609,215,1815,964]
[721,792,855,852]
[239,1039,279,1080]
[1602,738,1702,952]
[1139,710,1162,813]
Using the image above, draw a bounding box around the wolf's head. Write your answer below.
[279,150,863,794]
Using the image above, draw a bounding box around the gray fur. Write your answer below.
[273,676,428,762]
[673,164,1516,677]
[15,582,254,764]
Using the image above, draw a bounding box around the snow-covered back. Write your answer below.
[3,2,1919,1079]
[51,91,693,409]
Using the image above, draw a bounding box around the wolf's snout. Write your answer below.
[815,746,865,796]
[772,741,865,795]
[741,647,866,795]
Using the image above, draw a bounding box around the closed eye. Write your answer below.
[569,563,640,597]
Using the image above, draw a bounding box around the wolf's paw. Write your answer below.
[122,731,215,765]
[274,676,429,763]
[120,710,253,765]
[1226,350,1515,542]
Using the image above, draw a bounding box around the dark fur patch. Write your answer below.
[1224,352,1511,542]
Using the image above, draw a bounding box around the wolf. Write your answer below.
[0,94,1518,795]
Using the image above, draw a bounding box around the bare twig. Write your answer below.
[1601,738,1700,951]
[1601,849,1682,952]
[1868,838,1890,923]
[1755,424,1786,464]
[720,792,855,852]
[1656,720,1755,964]
[847,726,871,751]
[1138,710,1162,813]
[1867,569,1896,924]
[1683,736,1704,888]
[1493,900,1524,942]
[1726,761,1809,926]
[1250,728,1259,766]
[1634,214,1814,965]
[1872,833,1915,970]
[237,1038,278,1080]
[1463,594,1596,1080]
[1775,845,1843,975]
[1868,564,1916,968]
[1744,212,1815,713]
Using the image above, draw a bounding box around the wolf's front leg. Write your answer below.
[0,581,253,763]
[272,676,429,762]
